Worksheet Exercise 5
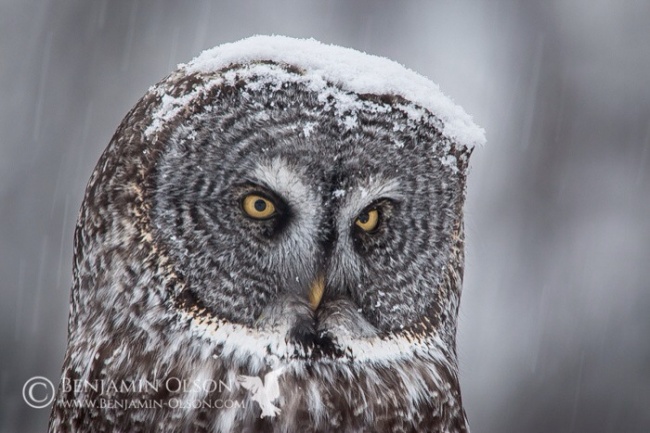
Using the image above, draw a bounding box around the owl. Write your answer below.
[48,36,485,433]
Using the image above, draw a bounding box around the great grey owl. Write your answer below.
[48,36,485,433]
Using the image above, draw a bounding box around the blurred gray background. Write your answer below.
[1,1,649,432]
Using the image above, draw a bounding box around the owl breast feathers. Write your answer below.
[49,35,484,433]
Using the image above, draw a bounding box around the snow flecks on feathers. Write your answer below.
[51,35,475,433]
[184,36,485,148]
[145,35,485,150]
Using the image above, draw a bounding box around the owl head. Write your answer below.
[53,36,484,432]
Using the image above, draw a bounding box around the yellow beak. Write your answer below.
[308,275,325,310]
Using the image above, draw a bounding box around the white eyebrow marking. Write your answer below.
[251,158,311,205]
[250,158,320,245]
[339,178,403,224]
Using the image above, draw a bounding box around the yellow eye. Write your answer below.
[242,194,276,219]
[355,209,380,232]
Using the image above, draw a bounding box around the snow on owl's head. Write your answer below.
[50,36,484,433]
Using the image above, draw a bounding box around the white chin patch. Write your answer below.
[179,309,447,368]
